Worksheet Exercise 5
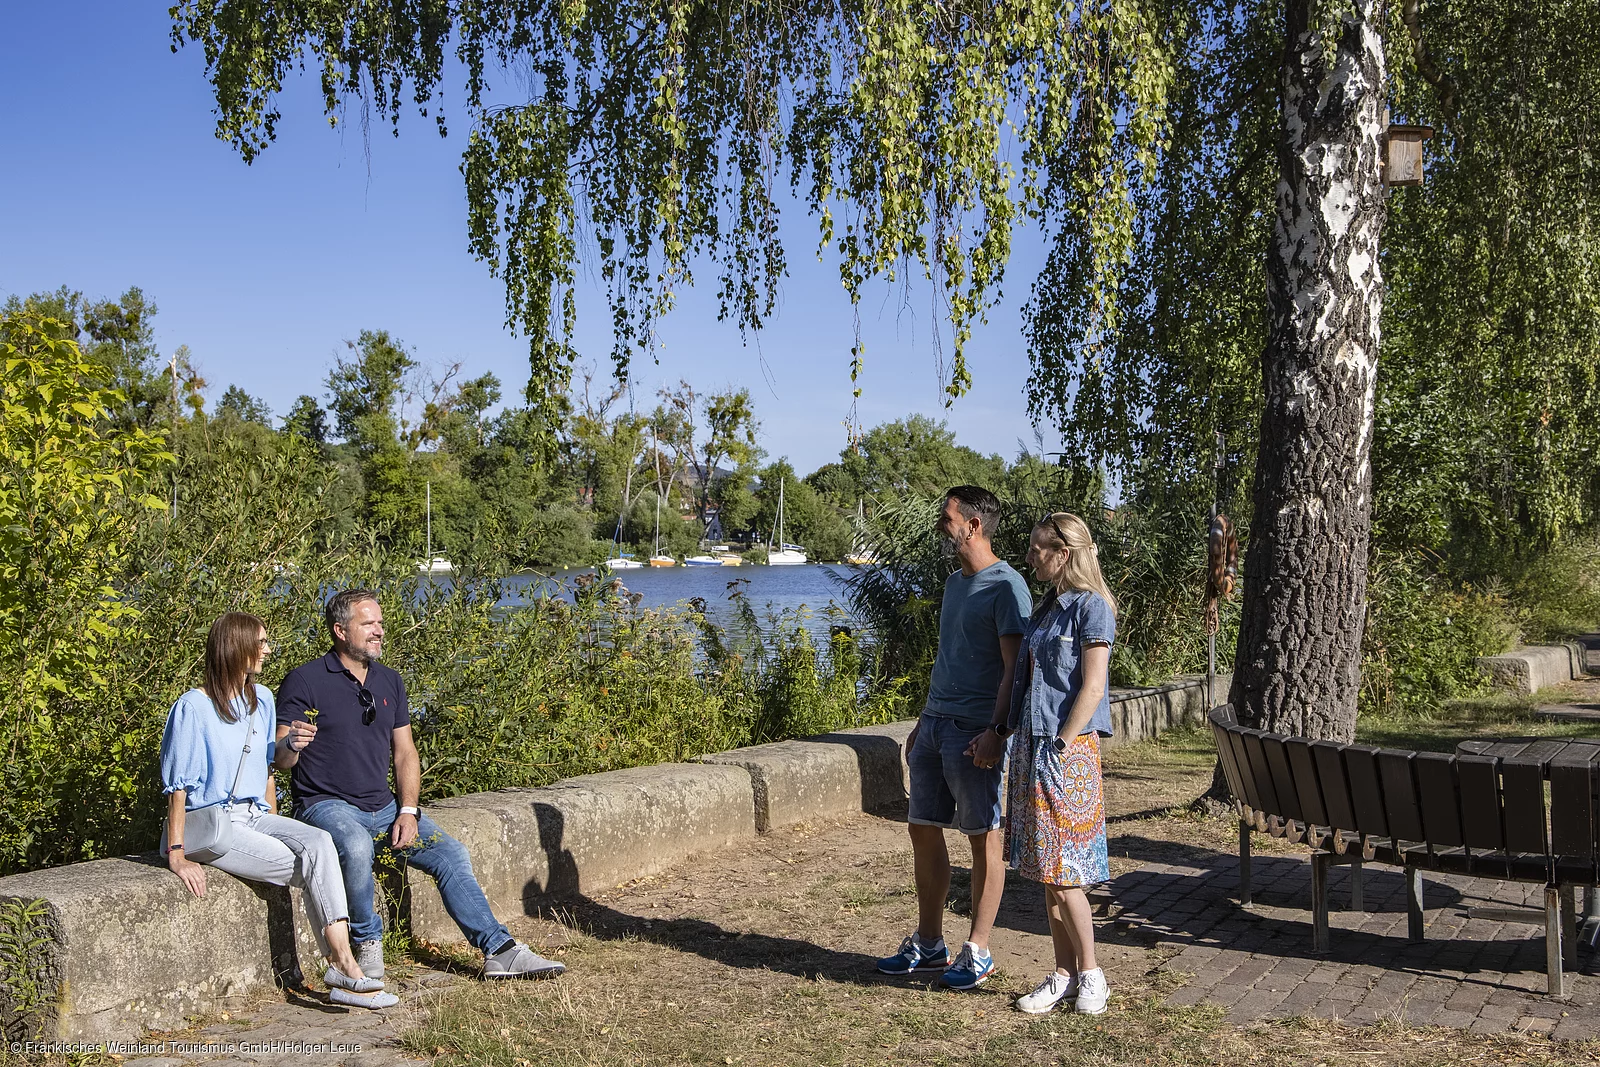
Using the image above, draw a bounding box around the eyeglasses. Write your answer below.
[1040,514,1071,549]
[358,685,376,725]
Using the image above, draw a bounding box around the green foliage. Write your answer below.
[1359,551,1517,718]
[0,336,903,872]
[0,315,172,711]
[0,898,56,1040]
[172,1,1173,409]
[1509,533,1600,643]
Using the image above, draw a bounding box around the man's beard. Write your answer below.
[340,640,379,665]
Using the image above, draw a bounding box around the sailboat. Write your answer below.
[416,481,454,574]
[648,432,677,566]
[603,443,645,569]
[844,499,880,565]
[766,476,808,565]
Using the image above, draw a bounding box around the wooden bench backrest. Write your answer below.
[1205,707,1567,868]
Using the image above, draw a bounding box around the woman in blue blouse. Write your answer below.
[159,612,396,1010]
[1005,513,1118,1016]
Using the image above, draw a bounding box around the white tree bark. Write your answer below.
[1230,0,1387,740]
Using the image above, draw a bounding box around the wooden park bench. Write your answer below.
[1208,705,1599,994]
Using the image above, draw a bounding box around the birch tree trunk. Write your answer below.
[1228,0,1387,741]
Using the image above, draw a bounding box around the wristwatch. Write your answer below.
[1052,736,1068,753]
[989,722,1012,739]
[399,806,421,817]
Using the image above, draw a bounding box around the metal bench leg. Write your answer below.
[1406,865,1425,943]
[1562,885,1578,968]
[1311,851,1330,954]
[1349,859,1364,912]
[1546,885,1566,997]
[1239,819,1252,908]
[1584,886,1600,948]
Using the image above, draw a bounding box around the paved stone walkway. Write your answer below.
[1122,847,1600,1041]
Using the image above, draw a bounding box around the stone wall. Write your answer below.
[0,678,1219,1040]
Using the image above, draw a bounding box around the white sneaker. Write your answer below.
[356,939,385,980]
[1074,968,1109,1015]
[1016,971,1077,1014]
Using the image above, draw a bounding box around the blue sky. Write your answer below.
[1,3,1058,474]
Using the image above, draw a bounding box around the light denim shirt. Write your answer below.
[1009,589,1117,738]
[159,686,277,811]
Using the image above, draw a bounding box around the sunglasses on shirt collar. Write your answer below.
[357,685,376,725]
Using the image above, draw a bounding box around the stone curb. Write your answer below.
[0,676,1218,1041]
[1477,644,1584,695]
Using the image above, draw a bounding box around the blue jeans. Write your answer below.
[907,712,1005,835]
[297,797,510,954]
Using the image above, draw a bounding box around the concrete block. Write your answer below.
[807,720,914,814]
[692,720,913,831]
[0,856,321,1040]
[402,763,756,945]
[1477,646,1578,695]
[695,740,868,832]
[1107,674,1229,747]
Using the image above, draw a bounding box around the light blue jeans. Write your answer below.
[196,802,349,958]
[297,797,510,955]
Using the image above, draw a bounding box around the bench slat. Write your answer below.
[1501,758,1548,856]
[1550,753,1596,879]
[1312,741,1357,833]
[1414,752,1464,847]
[1262,735,1303,823]
[1378,749,1425,842]
[1285,738,1328,826]
[1241,731,1283,817]
[1457,755,1504,851]
[1212,720,1248,807]
[1343,745,1389,837]
[1227,728,1263,813]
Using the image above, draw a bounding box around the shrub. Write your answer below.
[1360,549,1518,718]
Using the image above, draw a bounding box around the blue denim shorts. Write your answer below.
[907,712,1005,835]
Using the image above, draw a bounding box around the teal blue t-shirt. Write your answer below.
[924,560,1032,728]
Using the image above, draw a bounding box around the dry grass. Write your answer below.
[398,710,1600,1067]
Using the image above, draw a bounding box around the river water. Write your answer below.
[497,563,868,640]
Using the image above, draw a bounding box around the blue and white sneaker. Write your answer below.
[939,941,994,990]
[875,933,950,975]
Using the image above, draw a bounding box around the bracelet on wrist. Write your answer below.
[167,843,185,854]
[399,805,420,817]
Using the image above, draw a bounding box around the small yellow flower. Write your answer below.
[303,708,320,722]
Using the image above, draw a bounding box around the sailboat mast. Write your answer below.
[778,476,785,549]
[425,481,432,563]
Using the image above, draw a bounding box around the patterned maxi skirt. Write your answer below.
[1005,731,1110,887]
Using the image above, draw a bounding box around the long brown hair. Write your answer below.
[203,612,265,723]
[1034,512,1118,618]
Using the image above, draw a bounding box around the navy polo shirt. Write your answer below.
[276,650,410,813]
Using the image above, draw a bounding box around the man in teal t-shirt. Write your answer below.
[875,485,1031,991]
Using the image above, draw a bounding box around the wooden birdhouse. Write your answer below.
[1384,123,1434,186]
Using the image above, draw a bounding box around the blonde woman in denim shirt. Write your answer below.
[1003,513,1117,1016]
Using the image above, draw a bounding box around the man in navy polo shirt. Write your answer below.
[275,588,564,981]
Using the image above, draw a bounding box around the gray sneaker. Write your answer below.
[483,940,565,980]
[356,940,385,980]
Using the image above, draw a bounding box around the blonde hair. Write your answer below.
[1035,512,1118,618]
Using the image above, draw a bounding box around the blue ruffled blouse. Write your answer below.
[158,686,277,811]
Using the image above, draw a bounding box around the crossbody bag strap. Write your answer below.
[223,700,258,807]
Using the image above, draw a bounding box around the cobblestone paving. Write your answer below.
[1119,849,1600,1041]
